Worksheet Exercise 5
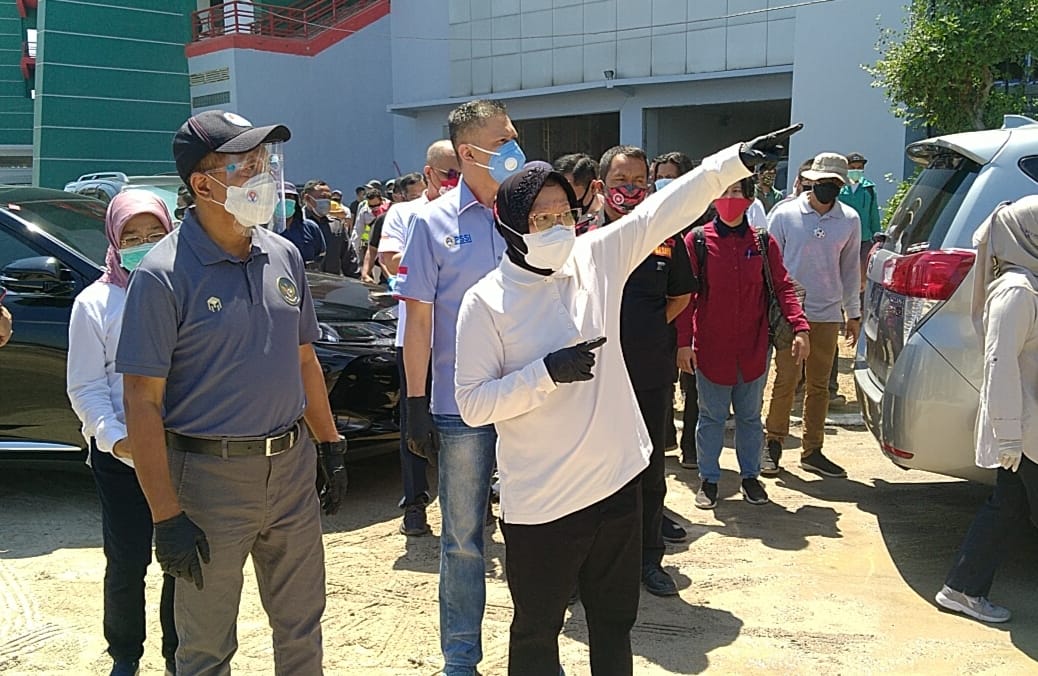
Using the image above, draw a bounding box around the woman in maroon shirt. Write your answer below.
[675,177,809,509]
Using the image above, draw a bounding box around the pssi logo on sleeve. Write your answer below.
[444,233,473,248]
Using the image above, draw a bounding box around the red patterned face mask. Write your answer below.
[607,184,648,215]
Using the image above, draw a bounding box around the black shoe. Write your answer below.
[800,449,847,478]
[165,658,177,676]
[740,478,769,505]
[641,564,678,597]
[661,515,687,543]
[694,481,718,509]
[399,503,432,536]
[761,439,782,476]
[679,449,698,469]
[110,661,140,676]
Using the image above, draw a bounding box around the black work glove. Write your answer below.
[154,512,210,591]
[543,337,608,384]
[316,437,348,515]
[739,123,804,169]
[406,396,440,466]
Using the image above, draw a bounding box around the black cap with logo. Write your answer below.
[173,110,290,184]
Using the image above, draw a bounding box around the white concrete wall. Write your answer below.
[187,16,394,193]
[445,0,796,98]
[787,0,908,205]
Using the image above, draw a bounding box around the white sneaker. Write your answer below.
[935,585,1011,623]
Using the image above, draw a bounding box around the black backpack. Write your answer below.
[689,225,770,296]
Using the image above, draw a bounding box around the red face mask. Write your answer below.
[714,197,753,224]
[607,184,648,215]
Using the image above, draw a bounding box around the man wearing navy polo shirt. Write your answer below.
[396,99,521,676]
[117,111,347,675]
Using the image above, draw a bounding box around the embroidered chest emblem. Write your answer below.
[277,276,300,306]
[814,227,827,239]
[445,233,473,249]
[207,296,223,313]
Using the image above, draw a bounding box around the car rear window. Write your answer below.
[1019,156,1038,184]
[887,153,980,254]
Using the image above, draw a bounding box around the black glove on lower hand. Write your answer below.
[543,337,608,384]
[154,512,210,591]
[406,396,440,465]
[739,123,804,169]
[316,437,348,515]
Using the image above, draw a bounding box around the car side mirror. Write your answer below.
[1,256,76,296]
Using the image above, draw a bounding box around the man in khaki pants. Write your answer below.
[763,153,861,478]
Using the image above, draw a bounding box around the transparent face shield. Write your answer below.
[205,142,286,233]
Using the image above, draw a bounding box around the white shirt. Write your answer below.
[747,198,767,229]
[378,194,431,347]
[67,281,132,467]
[455,145,748,524]
[975,270,1038,468]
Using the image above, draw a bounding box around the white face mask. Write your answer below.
[500,219,576,271]
[210,173,279,228]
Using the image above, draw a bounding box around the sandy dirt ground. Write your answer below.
[1,347,1036,675]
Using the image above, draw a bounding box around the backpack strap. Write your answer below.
[691,226,708,295]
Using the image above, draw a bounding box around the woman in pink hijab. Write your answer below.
[67,190,177,676]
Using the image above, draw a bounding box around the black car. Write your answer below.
[0,187,399,462]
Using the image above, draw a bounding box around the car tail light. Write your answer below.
[882,249,975,342]
[882,249,975,300]
[882,442,914,460]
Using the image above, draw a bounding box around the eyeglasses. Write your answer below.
[120,232,166,248]
[434,168,461,181]
[528,208,582,231]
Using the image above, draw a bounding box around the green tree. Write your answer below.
[869,0,1038,133]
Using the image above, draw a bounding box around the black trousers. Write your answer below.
[945,456,1038,598]
[90,443,177,663]
[396,347,430,506]
[501,480,641,676]
[679,371,699,457]
[634,385,669,567]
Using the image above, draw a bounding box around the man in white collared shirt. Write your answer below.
[453,126,794,674]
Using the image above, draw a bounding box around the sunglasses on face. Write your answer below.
[434,168,461,181]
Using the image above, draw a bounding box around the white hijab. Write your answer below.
[970,195,1038,341]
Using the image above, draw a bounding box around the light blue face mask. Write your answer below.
[470,139,526,184]
[654,178,675,192]
[120,243,155,272]
[276,198,297,220]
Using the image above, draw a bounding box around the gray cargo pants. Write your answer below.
[168,429,325,675]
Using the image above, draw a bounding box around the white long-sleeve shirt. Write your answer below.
[975,270,1038,468]
[67,281,132,467]
[455,144,749,524]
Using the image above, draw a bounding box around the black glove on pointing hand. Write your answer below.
[739,123,804,169]
[406,395,440,466]
[316,437,348,516]
[154,512,210,591]
[543,337,608,384]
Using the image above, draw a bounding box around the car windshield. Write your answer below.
[9,197,109,265]
[887,153,980,254]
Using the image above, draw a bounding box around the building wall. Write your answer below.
[787,0,908,204]
[188,15,394,192]
[0,2,33,147]
[32,0,195,188]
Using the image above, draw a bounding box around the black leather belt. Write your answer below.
[166,422,302,458]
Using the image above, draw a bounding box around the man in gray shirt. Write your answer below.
[117,110,347,674]
[764,152,861,479]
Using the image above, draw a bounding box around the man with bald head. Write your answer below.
[378,139,461,537]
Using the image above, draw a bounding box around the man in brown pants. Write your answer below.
[763,153,862,478]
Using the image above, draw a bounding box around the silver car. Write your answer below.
[854,115,1038,484]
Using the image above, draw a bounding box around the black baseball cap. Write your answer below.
[846,152,868,164]
[173,110,291,184]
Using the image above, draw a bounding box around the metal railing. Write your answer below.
[191,0,382,42]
